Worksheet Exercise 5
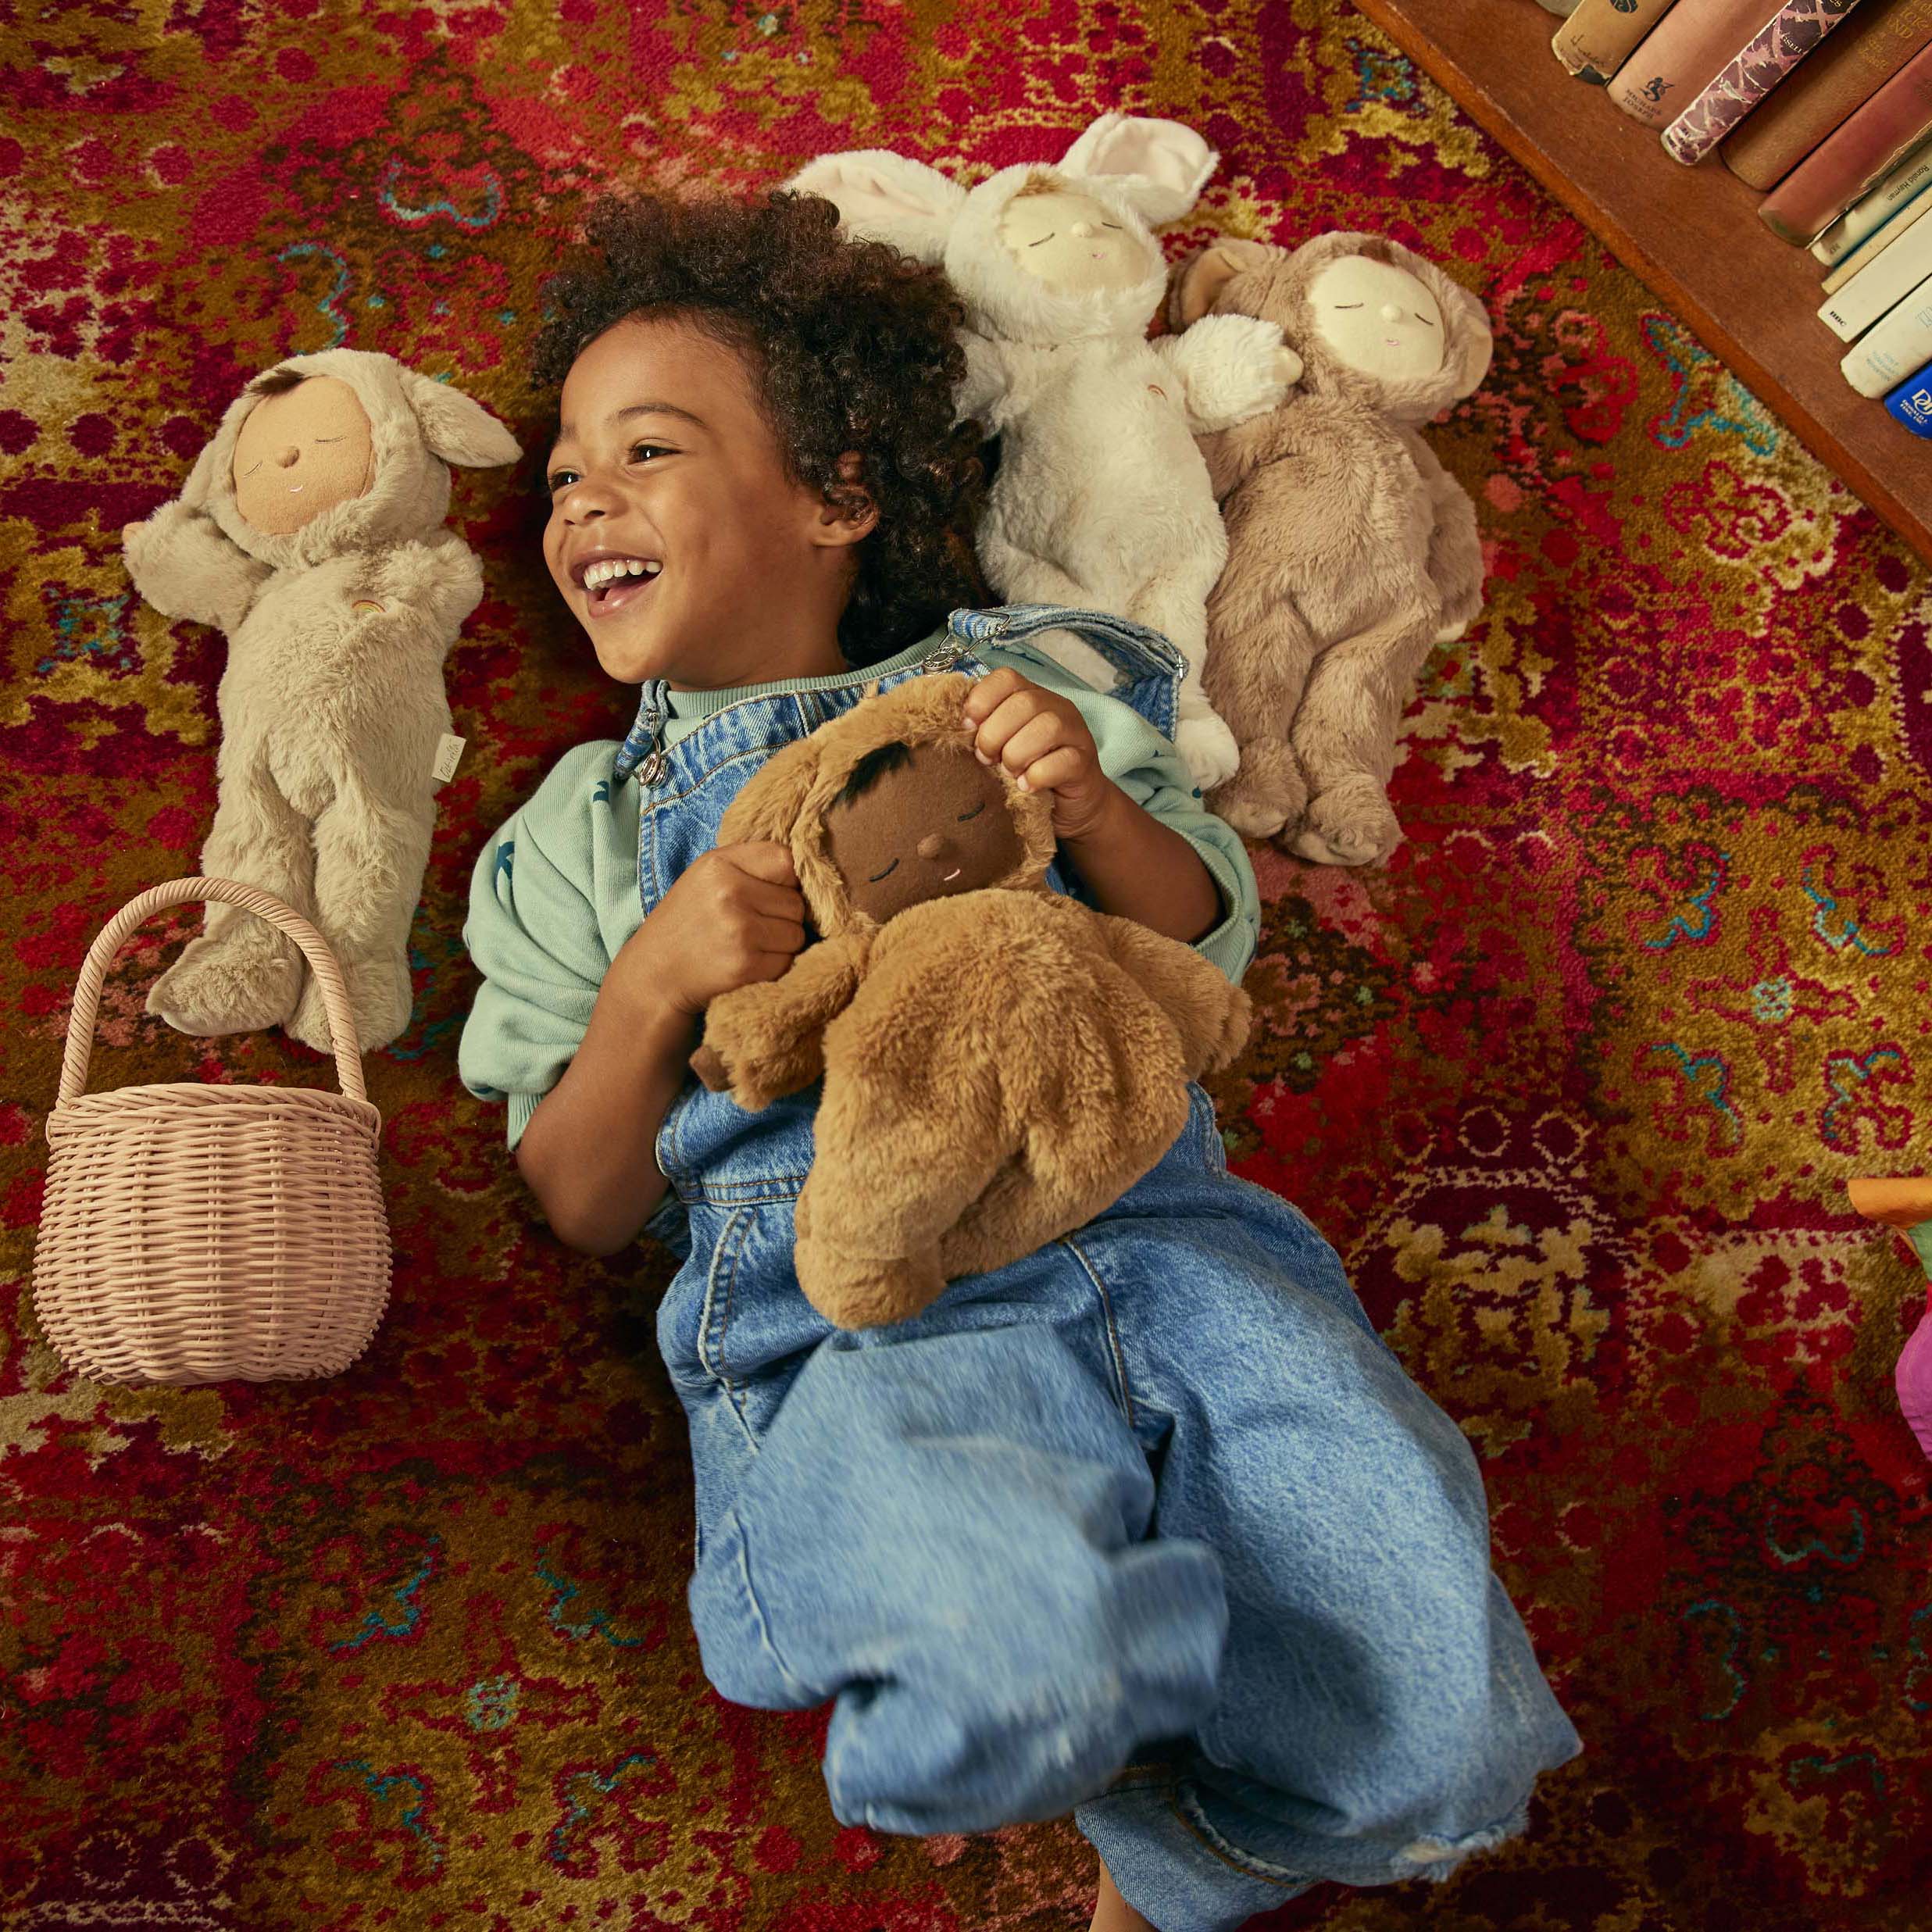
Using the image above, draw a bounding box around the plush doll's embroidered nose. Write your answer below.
[689,673,1252,1331]
[121,349,519,1055]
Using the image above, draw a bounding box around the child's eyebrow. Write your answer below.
[553,401,709,444]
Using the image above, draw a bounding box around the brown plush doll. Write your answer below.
[1167,233,1493,867]
[690,673,1252,1331]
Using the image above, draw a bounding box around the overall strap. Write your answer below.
[944,604,1185,684]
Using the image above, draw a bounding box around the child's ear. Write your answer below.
[812,452,878,548]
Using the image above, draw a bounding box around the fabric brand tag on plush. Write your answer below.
[432,734,467,784]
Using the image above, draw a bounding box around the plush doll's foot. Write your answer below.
[1173,712,1241,791]
[1207,739,1305,840]
[1433,618,1470,645]
[795,1233,945,1331]
[148,934,305,1037]
[286,950,412,1058]
[1289,777,1403,868]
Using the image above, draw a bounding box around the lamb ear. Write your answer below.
[784,150,964,263]
[1059,112,1215,225]
[396,366,521,468]
[1170,238,1274,328]
[716,734,823,848]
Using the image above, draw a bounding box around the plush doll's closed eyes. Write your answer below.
[121,349,519,1054]
[1167,232,1494,867]
[689,673,1252,1331]
[786,115,1299,792]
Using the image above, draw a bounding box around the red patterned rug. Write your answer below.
[3,1,1929,1927]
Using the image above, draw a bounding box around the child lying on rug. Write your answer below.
[456,187,1580,1932]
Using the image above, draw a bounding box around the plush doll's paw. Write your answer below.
[1209,742,1306,841]
[796,1234,945,1331]
[1290,778,1403,869]
[1433,617,1470,645]
[287,952,412,1058]
[147,934,304,1038]
[1173,712,1241,791]
[690,1043,730,1092]
[1179,312,1298,428]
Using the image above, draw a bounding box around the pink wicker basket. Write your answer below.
[32,877,392,1387]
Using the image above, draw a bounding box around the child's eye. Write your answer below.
[869,858,900,882]
[957,801,986,821]
[547,467,580,493]
[629,442,673,462]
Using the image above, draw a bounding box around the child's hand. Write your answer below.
[609,842,806,1020]
[962,667,1117,842]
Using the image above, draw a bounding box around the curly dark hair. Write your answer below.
[531,188,989,669]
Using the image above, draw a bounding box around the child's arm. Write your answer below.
[516,842,807,1255]
[962,664,1230,950]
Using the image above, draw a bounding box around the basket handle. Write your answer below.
[58,877,370,1108]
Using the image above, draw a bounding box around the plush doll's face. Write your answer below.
[998,187,1150,295]
[1307,257,1445,381]
[230,377,375,534]
[823,741,1023,924]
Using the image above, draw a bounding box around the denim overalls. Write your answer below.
[631,606,1582,1932]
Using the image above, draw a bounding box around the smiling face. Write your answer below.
[1307,256,1445,381]
[823,741,1023,924]
[230,377,373,534]
[544,314,874,689]
[998,186,1152,295]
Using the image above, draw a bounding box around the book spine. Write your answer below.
[1553,0,1680,83]
[1812,145,1932,261]
[1819,209,1932,336]
[1841,276,1932,391]
[1612,0,1794,130]
[1821,181,1932,291]
[1662,0,1866,165]
[1884,359,1932,433]
[1762,42,1932,241]
[1718,0,1932,188]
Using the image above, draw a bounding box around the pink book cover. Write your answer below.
[1661,0,1868,164]
[1760,39,1932,240]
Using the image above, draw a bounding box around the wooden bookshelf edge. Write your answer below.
[1351,0,1932,573]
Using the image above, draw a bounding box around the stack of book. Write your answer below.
[1552,0,1932,434]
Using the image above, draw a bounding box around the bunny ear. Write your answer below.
[396,366,521,469]
[784,150,965,262]
[1059,112,1216,225]
[1170,237,1275,328]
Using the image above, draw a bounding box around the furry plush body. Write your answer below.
[690,673,1252,1331]
[1168,232,1494,866]
[786,116,1298,791]
[123,349,518,1053]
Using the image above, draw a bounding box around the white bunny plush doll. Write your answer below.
[787,114,1299,791]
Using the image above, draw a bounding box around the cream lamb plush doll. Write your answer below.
[121,348,519,1055]
[787,115,1299,791]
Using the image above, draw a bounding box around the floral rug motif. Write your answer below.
[2,1,1928,1927]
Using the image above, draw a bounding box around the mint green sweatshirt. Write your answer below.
[457,627,1262,1152]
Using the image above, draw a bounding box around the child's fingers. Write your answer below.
[960,666,1026,723]
[721,840,798,886]
[1012,745,1088,795]
[971,685,1058,762]
[994,709,1076,778]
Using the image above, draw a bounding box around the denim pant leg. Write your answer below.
[686,1322,1230,1837]
[1069,1210,1584,1931]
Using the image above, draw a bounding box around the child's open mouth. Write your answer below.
[575,554,662,618]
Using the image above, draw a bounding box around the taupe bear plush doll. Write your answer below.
[1168,233,1493,867]
[122,349,519,1053]
[691,673,1252,1331]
